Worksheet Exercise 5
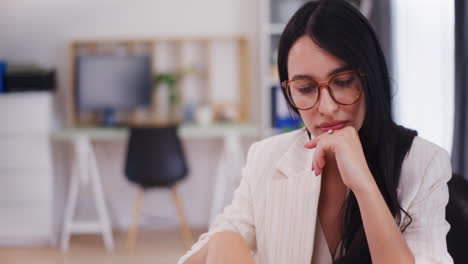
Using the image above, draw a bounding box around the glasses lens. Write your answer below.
[329,72,362,104]
[288,79,319,109]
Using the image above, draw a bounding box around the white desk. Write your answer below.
[53,123,259,250]
[53,123,259,140]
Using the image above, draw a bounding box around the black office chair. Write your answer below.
[446,173,468,263]
[124,125,194,251]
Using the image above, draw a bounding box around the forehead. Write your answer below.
[287,36,346,79]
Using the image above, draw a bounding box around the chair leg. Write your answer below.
[170,186,194,250]
[126,188,145,253]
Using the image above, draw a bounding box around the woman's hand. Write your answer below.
[304,126,374,192]
[205,231,255,264]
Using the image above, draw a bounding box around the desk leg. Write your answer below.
[89,144,115,251]
[60,138,114,251]
[60,151,81,251]
[209,133,245,227]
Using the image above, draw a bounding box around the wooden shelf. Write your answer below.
[67,36,250,127]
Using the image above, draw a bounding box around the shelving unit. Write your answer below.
[67,36,250,128]
[259,0,306,137]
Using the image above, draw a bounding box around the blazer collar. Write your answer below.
[276,128,316,179]
[261,128,323,264]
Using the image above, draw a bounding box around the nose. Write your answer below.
[317,87,339,115]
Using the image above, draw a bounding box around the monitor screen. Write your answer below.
[76,55,152,112]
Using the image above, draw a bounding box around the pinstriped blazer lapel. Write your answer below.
[260,132,322,264]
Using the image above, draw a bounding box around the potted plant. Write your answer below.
[153,72,182,122]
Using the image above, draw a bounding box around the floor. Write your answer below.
[0,228,206,264]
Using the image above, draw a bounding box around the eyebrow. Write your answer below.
[291,65,353,80]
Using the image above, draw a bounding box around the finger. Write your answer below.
[314,143,327,176]
[319,153,326,168]
[304,134,322,148]
[304,140,317,149]
[312,148,317,175]
[304,130,335,149]
[319,154,326,175]
[316,155,322,176]
[313,147,320,176]
[316,152,322,176]
[314,155,320,176]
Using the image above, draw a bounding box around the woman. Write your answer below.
[179,0,453,263]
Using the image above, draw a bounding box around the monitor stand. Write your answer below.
[102,109,117,127]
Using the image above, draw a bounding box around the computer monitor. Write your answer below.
[76,55,152,126]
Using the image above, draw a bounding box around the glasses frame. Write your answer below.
[281,70,365,110]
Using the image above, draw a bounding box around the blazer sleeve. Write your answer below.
[402,149,453,264]
[177,143,258,264]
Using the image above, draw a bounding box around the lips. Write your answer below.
[318,121,347,132]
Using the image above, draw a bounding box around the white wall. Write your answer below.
[0,0,260,229]
[392,0,454,153]
[0,0,260,124]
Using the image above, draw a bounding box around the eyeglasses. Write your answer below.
[281,70,365,110]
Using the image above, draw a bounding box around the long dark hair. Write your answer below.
[278,0,417,262]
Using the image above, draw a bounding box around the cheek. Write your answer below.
[298,109,312,124]
[297,108,319,136]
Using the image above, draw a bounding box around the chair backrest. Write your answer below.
[124,125,188,188]
[446,173,468,263]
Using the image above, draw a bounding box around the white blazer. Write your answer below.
[178,128,453,264]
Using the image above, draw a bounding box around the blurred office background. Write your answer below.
[0,0,463,263]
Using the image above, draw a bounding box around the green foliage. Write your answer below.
[153,72,182,105]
